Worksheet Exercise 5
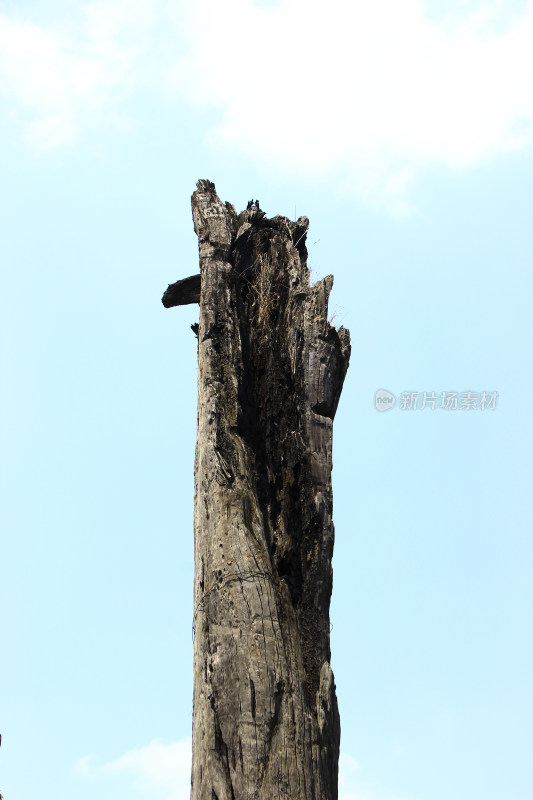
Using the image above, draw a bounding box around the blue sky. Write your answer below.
[1,1,532,799]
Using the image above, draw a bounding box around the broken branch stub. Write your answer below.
[161,273,201,307]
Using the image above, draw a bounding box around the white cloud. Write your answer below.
[339,784,417,800]
[75,738,192,800]
[173,0,533,213]
[75,740,413,800]
[339,750,416,800]
[1,0,533,211]
[0,0,153,148]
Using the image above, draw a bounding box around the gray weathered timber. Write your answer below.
[164,180,350,800]
[162,273,201,307]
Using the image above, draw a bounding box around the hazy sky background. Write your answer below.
[1,1,532,799]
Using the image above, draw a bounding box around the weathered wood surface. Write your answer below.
[165,180,350,800]
[162,273,201,307]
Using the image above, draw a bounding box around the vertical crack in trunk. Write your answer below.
[168,180,350,800]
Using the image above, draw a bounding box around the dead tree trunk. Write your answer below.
[163,180,350,800]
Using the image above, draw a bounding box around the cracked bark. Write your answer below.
[163,180,350,800]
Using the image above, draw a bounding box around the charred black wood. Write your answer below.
[162,273,201,307]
